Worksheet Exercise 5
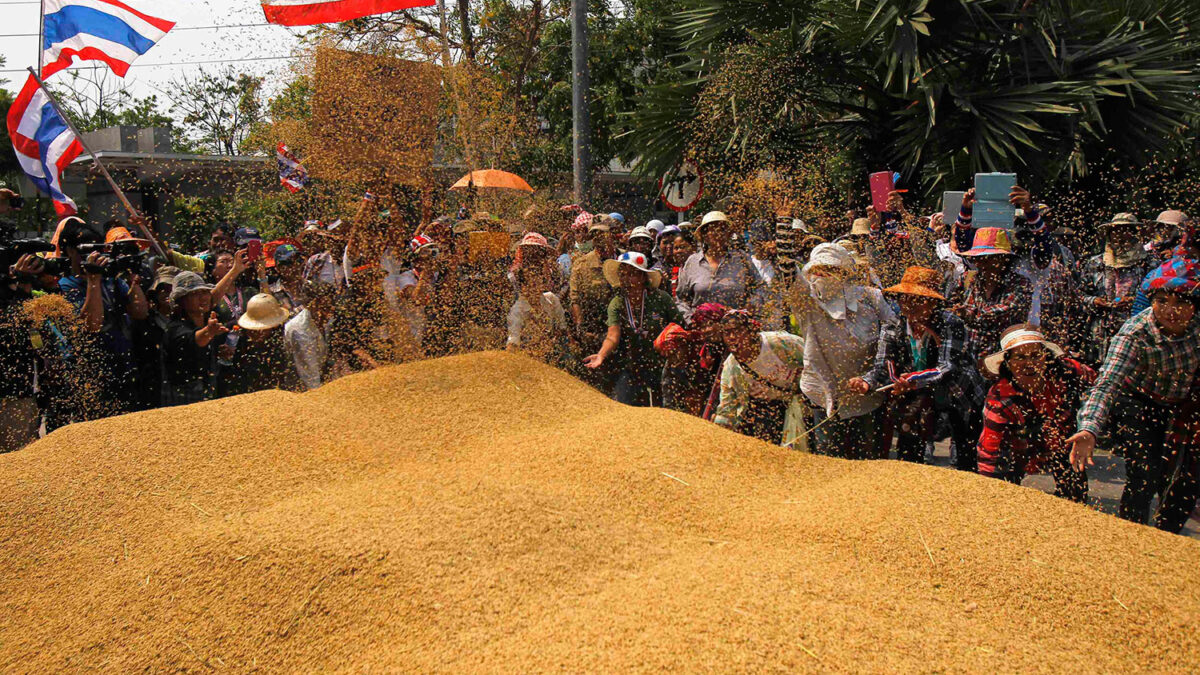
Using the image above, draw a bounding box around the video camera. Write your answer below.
[78,240,146,278]
[0,225,55,281]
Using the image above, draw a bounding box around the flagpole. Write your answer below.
[25,67,170,261]
[37,0,44,76]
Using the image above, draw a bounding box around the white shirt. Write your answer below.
[283,308,329,390]
[384,269,425,343]
[507,292,566,347]
[752,256,777,286]
[796,284,893,418]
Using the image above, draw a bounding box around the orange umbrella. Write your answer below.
[450,169,534,193]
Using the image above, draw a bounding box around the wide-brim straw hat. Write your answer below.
[982,325,1065,376]
[849,218,872,236]
[603,251,662,288]
[1098,212,1146,237]
[237,293,291,331]
[884,266,946,301]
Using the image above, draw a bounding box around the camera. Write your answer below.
[77,241,146,278]
[0,238,55,280]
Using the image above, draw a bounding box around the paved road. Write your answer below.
[927,443,1199,540]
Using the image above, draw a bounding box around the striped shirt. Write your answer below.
[1077,309,1200,437]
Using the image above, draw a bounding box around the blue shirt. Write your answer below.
[59,274,134,356]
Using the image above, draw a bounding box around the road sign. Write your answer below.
[658,160,703,212]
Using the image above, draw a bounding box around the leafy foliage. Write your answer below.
[624,0,1200,202]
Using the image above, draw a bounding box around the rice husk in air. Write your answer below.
[1,351,1198,672]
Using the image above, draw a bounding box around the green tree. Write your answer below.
[625,0,1200,203]
[169,67,265,156]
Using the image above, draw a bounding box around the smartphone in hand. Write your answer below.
[245,239,263,263]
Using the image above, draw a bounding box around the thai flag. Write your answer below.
[261,0,436,27]
[6,75,84,217]
[277,143,310,193]
[887,361,941,386]
[41,0,175,79]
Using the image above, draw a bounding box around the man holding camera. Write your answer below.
[0,252,45,452]
[56,219,148,419]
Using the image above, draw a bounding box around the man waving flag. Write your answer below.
[261,0,435,27]
[41,0,175,78]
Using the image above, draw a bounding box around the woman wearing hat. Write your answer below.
[675,211,765,320]
[583,251,681,406]
[218,293,301,397]
[161,271,226,405]
[953,227,1033,365]
[975,324,1095,501]
[507,232,568,365]
[792,243,894,459]
[1078,213,1155,365]
[1069,257,1200,525]
[849,266,986,466]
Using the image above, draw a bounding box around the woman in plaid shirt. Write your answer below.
[849,266,986,468]
[1069,258,1200,524]
[977,325,1096,502]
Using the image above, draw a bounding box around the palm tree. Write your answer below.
[623,0,1200,200]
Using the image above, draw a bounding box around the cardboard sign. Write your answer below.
[974,173,1017,229]
[468,231,511,264]
[869,171,894,213]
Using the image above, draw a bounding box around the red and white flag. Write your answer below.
[261,0,435,26]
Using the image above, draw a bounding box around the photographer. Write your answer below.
[56,219,148,418]
[0,252,45,452]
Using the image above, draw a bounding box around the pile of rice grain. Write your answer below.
[1,351,1197,672]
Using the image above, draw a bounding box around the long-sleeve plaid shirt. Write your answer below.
[960,273,1033,360]
[862,310,987,412]
[1077,309,1200,437]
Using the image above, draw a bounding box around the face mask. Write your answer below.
[810,276,845,301]
[575,241,594,254]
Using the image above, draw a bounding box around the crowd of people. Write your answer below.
[1,184,1198,535]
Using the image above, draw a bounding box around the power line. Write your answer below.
[0,54,298,74]
[0,23,281,38]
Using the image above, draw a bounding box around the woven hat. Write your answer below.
[983,324,1065,376]
[1142,257,1200,297]
[1099,212,1145,237]
[150,265,181,292]
[850,218,871,236]
[237,293,290,331]
[883,266,946,301]
[1155,210,1190,227]
[168,271,214,305]
[627,226,655,242]
[963,227,1014,257]
[602,251,662,288]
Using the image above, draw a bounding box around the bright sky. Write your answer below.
[0,0,305,107]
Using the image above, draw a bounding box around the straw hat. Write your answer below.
[237,293,290,331]
[849,218,872,236]
[1098,213,1145,237]
[1155,210,1190,227]
[627,226,655,242]
[962,227,1014,257]
[602,251,662,288]
[695,211,730,240]
[983,324,1065,376]
[883,266,945,301]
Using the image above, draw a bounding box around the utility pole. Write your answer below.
[571,0,591,206]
